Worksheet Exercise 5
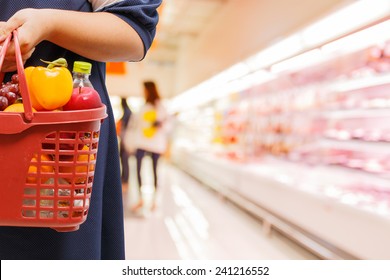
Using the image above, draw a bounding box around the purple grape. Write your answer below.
[0,76,20,107]
[7,84,19,94]
[11,74,19,84]
[0,87,8,97]
[5,91,17,105]
[0,96,8,111]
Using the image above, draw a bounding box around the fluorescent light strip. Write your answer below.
[245,34,303,71]
[270,49,323,74]
[322,19,390,54]
[302,0,390,48]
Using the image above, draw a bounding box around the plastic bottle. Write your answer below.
[72,61,94,89]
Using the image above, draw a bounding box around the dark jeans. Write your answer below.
[120,141,129,183]
[135,148,161,193]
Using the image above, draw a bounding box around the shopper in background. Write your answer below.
[126,81,168,212]
[0,0,161,260]
[118,97,132,192]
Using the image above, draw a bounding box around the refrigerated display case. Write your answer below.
[171,11,390,259]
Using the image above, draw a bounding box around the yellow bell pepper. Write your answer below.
[25,58,73,111]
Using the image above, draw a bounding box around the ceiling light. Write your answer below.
[301,0,390,48]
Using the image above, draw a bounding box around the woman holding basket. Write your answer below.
[0,0,161,260]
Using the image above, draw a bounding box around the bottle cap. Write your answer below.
[73,61,92,74]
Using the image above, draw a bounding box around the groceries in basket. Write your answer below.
[0,58,102,112]
[0,74,20,110]
[24,58,73,111]
[0,30,107,232]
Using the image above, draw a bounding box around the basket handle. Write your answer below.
[0,34,12,90]
[0,31,34,121]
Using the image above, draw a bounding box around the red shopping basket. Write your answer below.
[0,31,107,232]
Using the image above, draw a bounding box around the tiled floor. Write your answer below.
[122,157,318,260]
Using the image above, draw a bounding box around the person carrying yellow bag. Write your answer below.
[124,81,169,212]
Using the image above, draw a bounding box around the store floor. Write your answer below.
[122,156,319,260]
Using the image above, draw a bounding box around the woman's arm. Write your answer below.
[0,8,144,72]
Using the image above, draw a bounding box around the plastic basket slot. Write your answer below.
[39,188,55,197]
[22,199,36,206]
[56,177,75,184]
[58,160,77,168]
[22,210,36,218]
[24,188,37,196]
[73,199,84,207]
[58,188,71,197]
[58,200,71,207]
[57,211,69,218]
[40,199,54,207]
[87,175,94,184]
[58,154,76,162]
[71,210,84,218]
[39,210,54,219]
[75,188,85,194]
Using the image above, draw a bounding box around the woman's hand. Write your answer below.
[0,9,48,72]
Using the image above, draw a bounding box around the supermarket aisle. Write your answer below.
[122,157,318,260]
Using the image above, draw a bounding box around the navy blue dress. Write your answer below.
[0,0,161,260]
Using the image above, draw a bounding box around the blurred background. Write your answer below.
[109,0,390,260]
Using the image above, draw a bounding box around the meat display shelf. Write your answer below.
[171,16,390,259]
[172,149,390,259]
